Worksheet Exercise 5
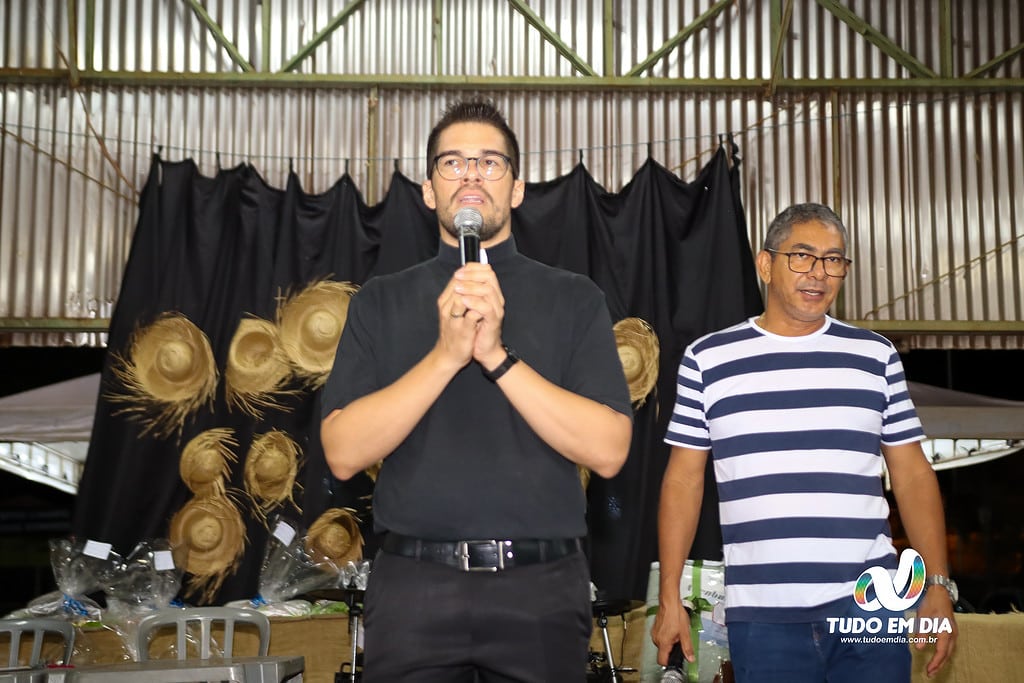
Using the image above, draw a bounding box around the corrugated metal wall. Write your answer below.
[2,0,1022,348]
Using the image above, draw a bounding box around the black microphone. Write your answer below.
[454,207,482,265]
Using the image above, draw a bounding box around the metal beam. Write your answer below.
[261,0,271,72]
[602,0,614,77]
[816,0,937,79]
[184,0,254,72]
[3,317,1022,337]
[0,318,110,333]
[4,69,1023,93]
[280,0,367,73]
[965,41,1024,79]
[84,0,95,72]
[433,0,443,75]
[938,0,953,78]
[830,90,844,319]
[367,86,379,202]
[767,0,794,95]
[507,0,598,77]
[66,0,80,87]
[626,0,733,77]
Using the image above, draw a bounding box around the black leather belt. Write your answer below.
[381,533,582,572]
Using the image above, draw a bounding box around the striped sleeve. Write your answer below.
[665,346,711,449]
[881,349,925,445]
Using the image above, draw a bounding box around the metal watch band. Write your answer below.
[925,574,958,602]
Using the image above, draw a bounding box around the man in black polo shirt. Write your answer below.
[320,99,633,682]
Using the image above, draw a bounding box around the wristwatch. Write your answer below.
[482,344,520,382]
[925,574,959,604]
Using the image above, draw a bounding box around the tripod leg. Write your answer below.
[597,614,620,683]
[350,613,360,682]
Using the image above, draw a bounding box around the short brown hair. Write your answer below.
[425,98,521,179]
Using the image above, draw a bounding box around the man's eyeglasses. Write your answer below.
[766,249,852,278]
[433,152,514,181]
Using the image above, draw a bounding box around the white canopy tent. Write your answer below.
[0,374,96,493]
[909,382,1024,471]
[0,374,1022,493]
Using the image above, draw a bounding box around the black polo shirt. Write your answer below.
[322,236,631,540]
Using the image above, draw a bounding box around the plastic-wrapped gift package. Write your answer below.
[225,515,342,617]
[7,537,123,621]
[640,560,731,683]
[101,539,186,659]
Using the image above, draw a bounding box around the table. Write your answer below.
[68,610,1024,683]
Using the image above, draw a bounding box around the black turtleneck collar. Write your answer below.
[437,234,519,266]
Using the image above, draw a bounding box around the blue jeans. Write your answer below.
[727,602,911,683]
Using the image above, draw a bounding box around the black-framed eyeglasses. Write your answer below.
[433,152,513,181]
[766,249,852,277]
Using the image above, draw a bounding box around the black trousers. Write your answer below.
[361,548,592,682]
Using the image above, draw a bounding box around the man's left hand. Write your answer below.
[452,262,506,363]
[914,586,957,677]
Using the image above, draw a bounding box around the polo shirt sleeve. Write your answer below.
[563,279,633,419]
[320,281,380,419]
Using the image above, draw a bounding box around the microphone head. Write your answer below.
[453,207,483,237]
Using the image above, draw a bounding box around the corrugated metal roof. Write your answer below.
[1,0,1022,348]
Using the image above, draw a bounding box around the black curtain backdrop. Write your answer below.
[73,142,762,604]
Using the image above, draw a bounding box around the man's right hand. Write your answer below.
[651,600,696,666]
[435,269,481,369]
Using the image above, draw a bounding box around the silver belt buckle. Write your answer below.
[458,540,505,572]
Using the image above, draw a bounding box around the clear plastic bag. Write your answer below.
[250,515,341,606]
[102,539,186,659]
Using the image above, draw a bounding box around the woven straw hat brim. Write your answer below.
[168,496,246,603]
[225,317,294,417]
[364,460,382,482]
[306,508,364,566]
[612,317,661,406]
[578,465,591,491]
[107,313,218,439]
[244,430,300,516]
[179,427,238,497]
[277,280,359,387]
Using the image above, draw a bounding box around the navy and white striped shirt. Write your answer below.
[665,316,925,623]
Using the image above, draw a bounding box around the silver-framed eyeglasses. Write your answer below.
[766,249,852,277]
[433,152,513,181]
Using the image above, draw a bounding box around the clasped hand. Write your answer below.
[437,263,506,370]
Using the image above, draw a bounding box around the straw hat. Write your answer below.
[364,460,383,482]
[277,280,359,387]
[305,508,364,567]
[179,428,238,498]
[578,465,591,491]
[108,312,218,439]
[169,496,246,604]
[225,317,294,417]
[244,430,300,519]
[612,317,660,407]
